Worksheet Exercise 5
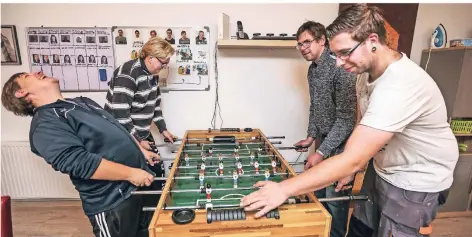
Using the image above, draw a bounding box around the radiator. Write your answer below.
[1,141,79,199]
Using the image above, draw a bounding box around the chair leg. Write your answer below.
[419,224,433,235]
[1,196,14,237]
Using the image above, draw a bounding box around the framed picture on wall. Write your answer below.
[1,25,22,65]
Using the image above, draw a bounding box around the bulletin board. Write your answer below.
[111,26,210,91]
[26,27,115,91]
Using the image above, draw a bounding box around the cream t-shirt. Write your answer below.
[359,53,459,193]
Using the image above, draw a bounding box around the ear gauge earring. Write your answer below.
[372,46,377,52]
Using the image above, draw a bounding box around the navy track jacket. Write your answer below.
[28,97,154,216]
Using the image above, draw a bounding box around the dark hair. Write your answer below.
[1,72,35,117]
[326,4,387,44]
[296,21,328,46]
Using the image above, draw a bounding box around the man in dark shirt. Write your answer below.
[165,28,175,44]
[293,21,357,237]
[1,71,160,237]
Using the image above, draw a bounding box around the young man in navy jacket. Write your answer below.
[1,71,160,237]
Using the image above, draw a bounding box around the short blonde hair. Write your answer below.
[140,36,175,59]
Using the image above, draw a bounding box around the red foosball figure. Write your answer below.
[237,161,243,175]
[206,183,212,202]
[219,162,224,176]
[254,160,259,174]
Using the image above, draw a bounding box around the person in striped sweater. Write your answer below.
[105,36,175,152]
[104,37,175,203]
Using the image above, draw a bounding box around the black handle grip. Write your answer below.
[221,128,240,132]
[212,136,236,143]
[164,137,179,143]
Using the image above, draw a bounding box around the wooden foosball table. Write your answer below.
[134,128,368,237]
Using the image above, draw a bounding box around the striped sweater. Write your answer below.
[104,59,167,142]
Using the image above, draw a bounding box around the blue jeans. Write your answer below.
[315,184,351,237]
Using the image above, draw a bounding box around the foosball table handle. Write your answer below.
[206,208,246,224]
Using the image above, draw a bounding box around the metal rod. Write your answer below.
[154,143,180,148]
[176,162,275,169]
[180,170,298,177]
[182,141,281,147]
[318,195,369,202]
[167,135,284,144]
[161,171,294,180]
[177,148,256,153]
[131,186,257,195]
[276,146,298,150]
[141,195,368,211]
[266,136,285,139]
[288,162,305,165]
[179,154,272,161]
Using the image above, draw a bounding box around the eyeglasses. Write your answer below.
[295,39,315,50]
[155,57,169,68]
[329,41,363,60]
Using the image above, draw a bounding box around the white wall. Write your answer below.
[1,3,339,198]
[1,3,340,143]
[410,3,472,64]
[2,3,472,198]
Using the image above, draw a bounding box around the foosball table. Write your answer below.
[133,128,367,237]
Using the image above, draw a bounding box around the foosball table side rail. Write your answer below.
[148,130,190,237]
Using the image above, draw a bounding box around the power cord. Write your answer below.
[211,41,223,129]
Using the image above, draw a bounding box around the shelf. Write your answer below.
[217,40,297,49]
[422,46,471,52]
[455,133,472,137]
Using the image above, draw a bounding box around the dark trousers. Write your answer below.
[314,137,350,237]
[315,186,351,237]
[139,135,166,224]
[88,195,150,237]
[347,161,441,237]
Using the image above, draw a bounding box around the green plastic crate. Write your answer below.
[451,120,472,134]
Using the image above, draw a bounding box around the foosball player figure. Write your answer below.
[254,160,260,174]
[237,161,243,175]
[234,145,239,153]
[258,145,263,152]
[199,173,205,189]
[208,146,213,156]
[218,153,223,162]
[219,162,224,176]
[160,161,165,177]
[232,170,239,188]
[184,153,190,166]
[200,162,206,175]
[201,153,207,162]
[264,168,270,181]
[271,158,277,174]
[234,152,240,161]
[206,183,212,202]
[250,152,255,165]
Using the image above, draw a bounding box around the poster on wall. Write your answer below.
[1,25,22,65]
[112,26,210,91]
[26,27,115,91]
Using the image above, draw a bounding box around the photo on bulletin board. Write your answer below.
[26,27,116,92]
[1,25,22,65]
[112,26,211,91]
